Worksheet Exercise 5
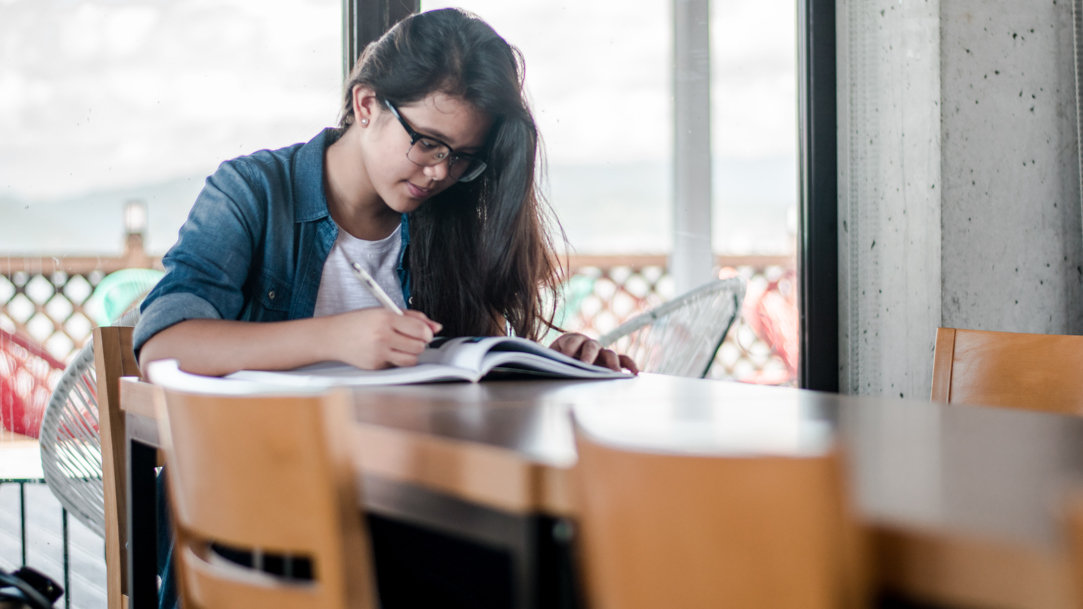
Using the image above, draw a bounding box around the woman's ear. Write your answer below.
[352,85,379,125]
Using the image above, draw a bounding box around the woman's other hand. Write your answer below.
[549,332,639,374]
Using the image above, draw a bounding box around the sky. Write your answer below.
[0,0,797,254]
[426,0,798,162]
[1,0,341,201]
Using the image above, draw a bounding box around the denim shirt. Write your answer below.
[133,128,411,356]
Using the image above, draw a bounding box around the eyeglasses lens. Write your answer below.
[406,140,486,183]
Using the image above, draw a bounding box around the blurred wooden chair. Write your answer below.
[599,276,745,378]
[931,327,1083,413]
[1057,487,1083,606]
[148,360,377,609]
[95,325,140,609]
[36,324,139,609]
[570,415,866,609]
[1062,491,1083,608]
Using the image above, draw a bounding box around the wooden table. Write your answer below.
[120,374,1083,609]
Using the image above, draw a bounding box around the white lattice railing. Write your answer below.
[1,237,796,385]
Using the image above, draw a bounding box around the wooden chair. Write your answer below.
[570,416,866,609]
[149,361,377,609]
[1062,491,1083,609]
[95,325,140,609]
[931,327,1083,413]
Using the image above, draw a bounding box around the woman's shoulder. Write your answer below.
[199,128,339,221]
[207,128,337,195]
[213,128,339,179]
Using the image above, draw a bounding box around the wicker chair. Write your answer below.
[38,337,105,536]
[39,309,142,539]
[599,276,745,378]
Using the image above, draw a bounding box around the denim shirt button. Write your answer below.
[268,290,276,300]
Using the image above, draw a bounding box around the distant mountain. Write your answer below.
[1,157,795,258]
[1,175,206,256]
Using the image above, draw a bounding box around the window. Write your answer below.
[1,0,342,256]
[1,0,342,357]
[422,1,798,383]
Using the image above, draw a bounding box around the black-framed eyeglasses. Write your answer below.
[383,99,488,183]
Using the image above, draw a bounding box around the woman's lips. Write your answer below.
[407,182,432,199]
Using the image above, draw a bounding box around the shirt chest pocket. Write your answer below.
[252,273,292,319]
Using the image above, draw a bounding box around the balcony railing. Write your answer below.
[1,233,796,385]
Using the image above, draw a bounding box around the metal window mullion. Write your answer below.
[343,0,419,77]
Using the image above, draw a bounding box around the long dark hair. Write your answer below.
[340,8,564,339]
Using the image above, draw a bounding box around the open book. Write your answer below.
[226,336,632,388]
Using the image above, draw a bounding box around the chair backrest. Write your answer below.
[1062,491,1083,609]
[93,325,140,608]
[154,377,376,609]
[931,327,1083,413]
[40,339,103,535]
[570,417,865,609]
[599,276,745,378]
[85,268,164,327]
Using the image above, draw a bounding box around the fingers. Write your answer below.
[618,354,640,375]
[594,348,620,372]
[550,332,590,357]
[404,309,443,334]
[336,308,444,369]
[382,312,442,364]
[390,312,438,344]
[550,332,638,373]
[590,347,638,373]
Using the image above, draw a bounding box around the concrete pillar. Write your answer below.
[838,0,943,398]
[838,0,1082,398]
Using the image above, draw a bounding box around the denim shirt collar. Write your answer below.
[294,127,341,224]
[297,127,412,303]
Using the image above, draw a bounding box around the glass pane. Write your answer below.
[1,0,342,361]
[422,2,797,384]
[2,0,342,255]
[421,0,672,255]
[712,1,799,385]
[712,1,797,256]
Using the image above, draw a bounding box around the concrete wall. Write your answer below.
[838,0,1082,398]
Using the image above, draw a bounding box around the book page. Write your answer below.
[227,361,477,387]
[421,336,630,379]
[226,336,630,387]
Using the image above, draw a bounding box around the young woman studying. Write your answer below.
[138,8,635,609]
[134,7,637,376]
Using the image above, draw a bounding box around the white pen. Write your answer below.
[350,261,404,315]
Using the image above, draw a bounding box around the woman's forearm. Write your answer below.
[138,317,336,377]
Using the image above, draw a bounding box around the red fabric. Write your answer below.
[1,329,64,438]
[738,270,798,385]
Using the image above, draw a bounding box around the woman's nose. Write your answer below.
[424,160,450,182]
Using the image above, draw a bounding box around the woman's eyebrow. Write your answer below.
[405,113,485,152]
[420,126,484,153]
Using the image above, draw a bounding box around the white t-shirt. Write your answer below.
[314,224,406,317]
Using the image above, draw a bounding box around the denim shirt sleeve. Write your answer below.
[134,159,273,355]
[134,129,409,357]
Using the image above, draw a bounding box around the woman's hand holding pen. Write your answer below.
[549,332,639,374]
[329,308,442,369]
[337,261,442,369]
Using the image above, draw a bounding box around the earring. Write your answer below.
[360,118,369,126]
